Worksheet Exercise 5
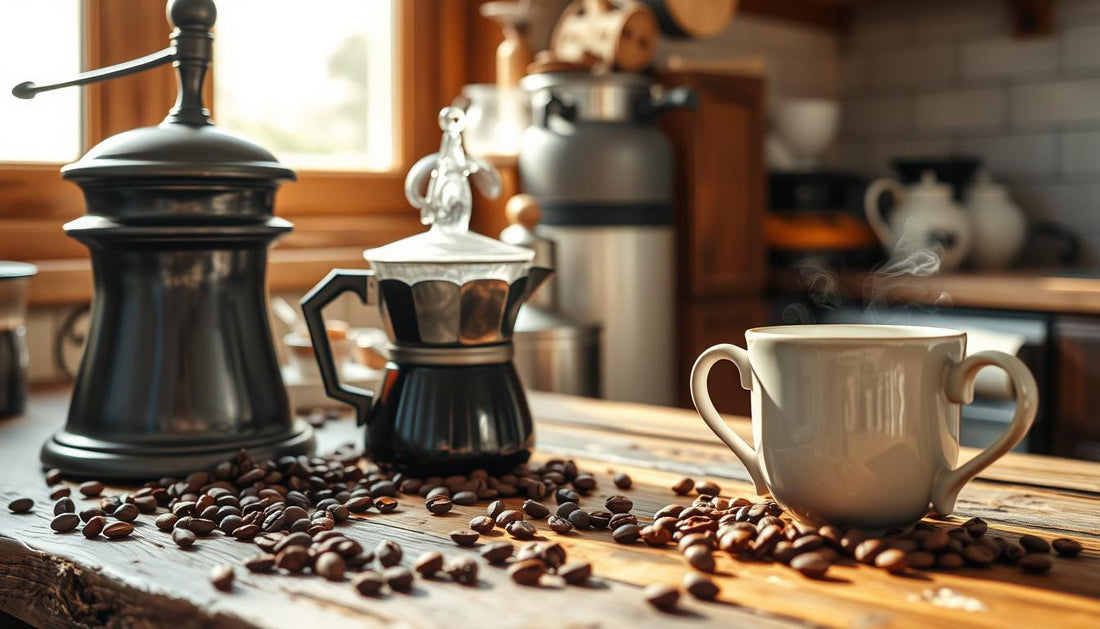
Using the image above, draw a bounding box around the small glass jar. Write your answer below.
[0,262,37,417]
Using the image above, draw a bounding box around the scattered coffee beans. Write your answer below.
[1052,538,1082,557]
[172,528,196,548]
[683,573,719,600]
[613,473,632,489]
[522,499,550,519]
[791,552,830,578]
[377,540,403,567]
[479,541,514,564]
[1019,553,1053,574]
[695,480,720,496]
[211,565,234,591]
[644,584,680,610]
[547,515,573,534]
[53,497,74,515]
[605,495,633,514]
[612,523,641,544]
[244,555,276,573]
[425,495,453,515]
[315,552,346,581]
[506,520,537,540]
[415,552,444,577]
[82,515,106,539]
[103,521,134,540]
[353,571,385,596]
[449,529,479,547]
[50,513,80,533]
[469,515,495,534]
[44,468,63,485]
[559,561,592,585]
[508,558,545,586]
[1019,534,1050,554]
[445,557,478,585]
[671,477,695,495]
[78,481,105,497]
[384,566,414,591]
[7,497,33,514]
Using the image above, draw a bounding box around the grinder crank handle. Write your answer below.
[300,269,376,426]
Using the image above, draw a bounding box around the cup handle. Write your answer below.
[690,344,767,494]
[932,351,1039,515]
[864,177,904,248]
[300,269,376,426]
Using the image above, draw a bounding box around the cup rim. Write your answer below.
[746,324,965,341]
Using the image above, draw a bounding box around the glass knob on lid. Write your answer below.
[367,107,533,275]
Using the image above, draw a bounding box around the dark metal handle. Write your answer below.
[635,86,697,123]
[12,0,214,126]
[300,269,376,426]
[12,48,176,99]
[533,90,577,129]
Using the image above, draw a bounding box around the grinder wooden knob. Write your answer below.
[506,193,541,230]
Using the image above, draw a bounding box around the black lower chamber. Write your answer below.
[365,360,535,476]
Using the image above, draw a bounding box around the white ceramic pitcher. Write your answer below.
[864,171,972,271]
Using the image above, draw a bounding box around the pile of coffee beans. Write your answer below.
[7,456,1085,615]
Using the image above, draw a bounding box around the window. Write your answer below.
[214,0,397,172]
[0,0,482,304]
[0,0,83,164]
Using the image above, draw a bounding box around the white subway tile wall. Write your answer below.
[841,0,1100,263]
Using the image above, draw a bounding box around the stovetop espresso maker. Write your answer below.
[302,108,551,475]
[17,0,314,478]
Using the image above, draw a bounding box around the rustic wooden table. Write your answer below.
[1,388,1097,628]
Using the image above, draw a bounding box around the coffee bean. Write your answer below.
[276,547,311,573]
[654,504,684,520]
[188,518,217,536]
[639,524,671,547]
[556,502,580,519]
[551,561,589,586]
[425,486,450,500]
[486,499,506,519]
[370,480,397,498]
[344,496,372,514]
[907,551,936,569]
[936,552,964,570]
[53,497,75,516]
[963,517,988,538]
[445,557,478,585]
[1019,553,1053,574]
[103,521,134,539]
[453,490,480,506]
[45,468,63,485]
[517,500,547,520]
[604,495,633,514]
[563,509,590,531]
[854,538,886,565]
[425,495,453,515]
[1052,538,1082,557]
[588,510,612,530]
[49,486,71,500]
[506,520,537,540]
[718,528,754,553]
[683,573,719,600]
[374,496,398,513]
[547,515,573,534]
[273,532,312,553]
[571,474,596,493]
[377,540,403,567]
[963,544,995,567]
[479,541,514,564]
[612,523,641,544]
[399,478,422,494]
[450,529,479,547]
[469,515,495,534]
[172,528,196,548]
[7,498,33,514]
[792,534,824,554]
[508,558,545,586]
[82,515,106,539]
[695,480,720,496]
[112,503,139,523]
[684,545,716,573]
[1019,534,1050,553]
[353,571,385,596]
[384,566,414,591]
[315,552,346,581]
[496,509,523,527]
[671,477,695,495]
[555,488,580,505]
[791,551,830,578]
[152,513,177,531]
[613,473,632,489]
[50,513,80,533]
[874,548,908,573]
[644,584,680,610]
[74,481,103,498]
[211,564,234,592]
[414,552,444,576]
[244,554,276,573]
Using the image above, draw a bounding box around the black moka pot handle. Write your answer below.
[300,269,376,425]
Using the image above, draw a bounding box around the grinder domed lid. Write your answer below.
[14,0,294,186]
[366,108,533,266]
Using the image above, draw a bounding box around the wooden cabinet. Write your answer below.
[657,71,769,411]
[1054,316,1100,461]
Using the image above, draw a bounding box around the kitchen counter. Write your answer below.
[772,270,1100,315]
[1,388,1098,628]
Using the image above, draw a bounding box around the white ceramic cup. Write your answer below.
[690,324,1038,530]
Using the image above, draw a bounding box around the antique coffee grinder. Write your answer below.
[16,0,314,477]
[302,108,551,475]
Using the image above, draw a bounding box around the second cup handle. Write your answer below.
[690,344,767,495]
[932,351,1039,515]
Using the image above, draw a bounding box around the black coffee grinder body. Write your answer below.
[18,0,315,478]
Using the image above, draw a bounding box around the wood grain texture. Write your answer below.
[1,388,1097,628]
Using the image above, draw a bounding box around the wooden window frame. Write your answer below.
[0,0,491,305]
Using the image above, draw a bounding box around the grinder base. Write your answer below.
[366,359,535,476]
[40,420,316,480]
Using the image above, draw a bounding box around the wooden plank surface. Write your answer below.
[1,388,1098,629]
